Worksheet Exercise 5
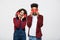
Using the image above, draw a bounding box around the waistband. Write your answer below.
[16,28,25,31]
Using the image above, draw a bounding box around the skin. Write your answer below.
[31,7,39,16]
[18,10,25,20]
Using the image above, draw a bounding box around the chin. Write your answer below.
[33,14,37,16]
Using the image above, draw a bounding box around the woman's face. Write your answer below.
[20,10,24,16]
[17,10,25,18]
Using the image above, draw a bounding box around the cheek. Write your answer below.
[18,14,20,17]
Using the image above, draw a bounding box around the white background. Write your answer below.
[0,0,60,40]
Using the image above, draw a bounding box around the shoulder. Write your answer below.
[39,14,43,17]
[27,15,32,18]
[27,15,32,20]
[38,14,43,20]
[13,17,17,21]
[38,14,43,18]
[13,17,16,20]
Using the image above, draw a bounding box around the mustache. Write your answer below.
[32,13,37,15]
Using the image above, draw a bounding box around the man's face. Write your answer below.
[31,7,38,16]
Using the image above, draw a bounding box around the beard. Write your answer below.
[32,13,37,16]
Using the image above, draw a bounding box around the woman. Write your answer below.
[13,8,27,40]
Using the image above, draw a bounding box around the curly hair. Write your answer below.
[16,8,27,20]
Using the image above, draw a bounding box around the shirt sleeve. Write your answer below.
[13,18,21,27]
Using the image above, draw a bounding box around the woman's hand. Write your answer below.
[18,14,22,19]
[21,16,24,19]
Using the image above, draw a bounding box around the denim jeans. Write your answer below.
[13,28,26,40]
[36,37,41,40]
[29,35,41,40]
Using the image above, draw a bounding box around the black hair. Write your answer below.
[31,3,38,8]
[17,8,27,14]
[16,8,27,21]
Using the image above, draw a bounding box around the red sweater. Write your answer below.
[27,14,43,38]
[13,18,26,31]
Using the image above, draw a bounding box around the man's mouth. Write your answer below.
[33,13,37,16]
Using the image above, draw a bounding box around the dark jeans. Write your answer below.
[29,35,41,40]
[13,28,26,40]
[36,38,41,40]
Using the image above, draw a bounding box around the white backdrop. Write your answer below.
[0,0,60,40]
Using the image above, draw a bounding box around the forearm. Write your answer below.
[13,18,21,27]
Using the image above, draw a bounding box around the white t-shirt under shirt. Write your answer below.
[29,15,37,36]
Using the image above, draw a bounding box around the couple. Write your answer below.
[13,3,43,40]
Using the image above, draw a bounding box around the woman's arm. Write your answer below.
[13,18,21,27]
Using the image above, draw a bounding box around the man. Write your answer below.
[27,3,43,40]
